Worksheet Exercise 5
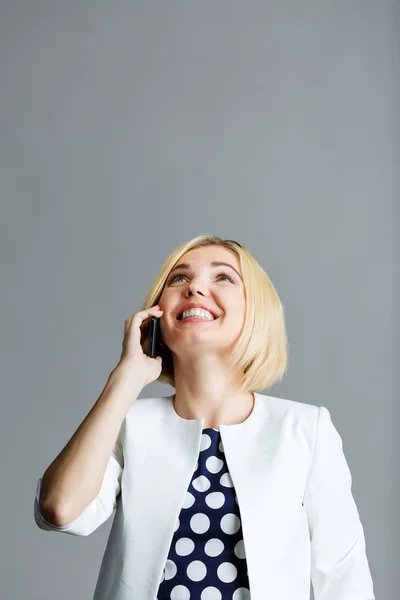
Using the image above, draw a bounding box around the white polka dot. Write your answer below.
[171,585,190,599]
[220,472,233,487]
[187,560,207,581]
[201,587,222,599]
[200,433,212,451]
[164,559,177,580]
[232,588,251,599]
[206,456,224,473]
[174,518,180,531]
[182,491,195,508]
[205,491,225,509]
[190,513,210,534]
[204,538,224,557]
[234,539,246,559]
[192,475,211,492]
[175,537,195,556]
[217,562,238,583]
[218,440,224,452]
[220,513,241,534]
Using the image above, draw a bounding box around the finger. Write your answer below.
[130,308,163,346]
[125,305,162,332]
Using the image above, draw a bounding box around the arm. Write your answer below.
[34,363,144,533]
[303,406,375,600]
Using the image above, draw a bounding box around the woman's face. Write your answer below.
[158,245,246,357]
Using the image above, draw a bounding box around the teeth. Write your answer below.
[180,308,215,320]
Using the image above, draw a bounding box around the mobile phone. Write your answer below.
[148,316,163,358]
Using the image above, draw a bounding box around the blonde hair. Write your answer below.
[141,235,288,393]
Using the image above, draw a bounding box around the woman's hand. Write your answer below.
[117,304,164,388]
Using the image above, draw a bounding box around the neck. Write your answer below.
[172,356,253,428]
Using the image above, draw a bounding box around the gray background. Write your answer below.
[1,1,398,598]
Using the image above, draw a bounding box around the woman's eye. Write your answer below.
[217,273,234,282]
[170,274,185,283]
[170,272,234,284]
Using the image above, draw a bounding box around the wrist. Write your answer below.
[109,362,146,391]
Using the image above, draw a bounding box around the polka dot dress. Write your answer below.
[156,428,251,600]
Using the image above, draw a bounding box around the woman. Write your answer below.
[34,235,375,600]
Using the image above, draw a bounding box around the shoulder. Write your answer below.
[255,393,332,467]
[255,392,323,443]
[124,395,174,427]
[256,391,320,419]
[127,395,171,414]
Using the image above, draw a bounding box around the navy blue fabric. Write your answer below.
[157,428,251,599]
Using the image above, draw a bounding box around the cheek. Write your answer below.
[158,291,172,312]
[224,296,246,313]
[222,302,246,327]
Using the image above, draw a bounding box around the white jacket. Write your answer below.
[34,392,375,600]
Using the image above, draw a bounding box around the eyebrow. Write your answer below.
[168,261,243,281]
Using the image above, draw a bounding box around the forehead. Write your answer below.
[178,245,240,268]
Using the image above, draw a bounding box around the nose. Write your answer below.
[186,279,207,298]
[186,288,205,298]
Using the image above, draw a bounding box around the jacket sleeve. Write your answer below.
[303,405,375,600]
[34,432,124,537]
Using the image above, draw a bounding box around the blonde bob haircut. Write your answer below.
[141,235,288,394]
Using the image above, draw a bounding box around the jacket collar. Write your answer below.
[165,390,264,433]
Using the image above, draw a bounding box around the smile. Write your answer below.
[177,316,218,323]
[177,308,218,321]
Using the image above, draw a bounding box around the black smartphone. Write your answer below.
[148,316,163,358]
